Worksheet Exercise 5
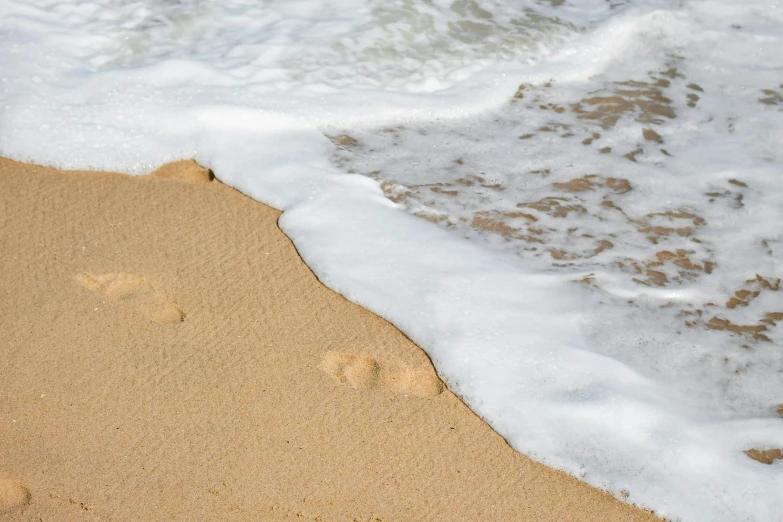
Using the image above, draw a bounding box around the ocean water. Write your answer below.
[1,0,782,520]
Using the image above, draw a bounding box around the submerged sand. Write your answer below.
[0,157,658,521]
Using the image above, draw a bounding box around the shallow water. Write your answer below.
[1,0,782,520]
[324,60,783,418]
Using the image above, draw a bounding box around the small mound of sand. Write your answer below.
[146,159,212,183]
[0,479,31,514]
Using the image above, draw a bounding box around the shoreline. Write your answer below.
[0,157,658,520]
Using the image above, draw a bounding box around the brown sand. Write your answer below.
[0,157,658,521]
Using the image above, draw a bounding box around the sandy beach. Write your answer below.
[0,157,659,521]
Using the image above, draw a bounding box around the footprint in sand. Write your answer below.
[74,273,183,325]
[0,479,31,514]
[321,351,444,397]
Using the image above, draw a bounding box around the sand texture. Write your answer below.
[0,157,658,521]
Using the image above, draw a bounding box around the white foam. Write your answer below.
[1,0,781,520]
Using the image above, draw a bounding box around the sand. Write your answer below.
[0,157,658,521]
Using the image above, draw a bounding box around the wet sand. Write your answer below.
[0,157,659,521]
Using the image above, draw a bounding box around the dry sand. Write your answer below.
[0,157,659,521]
